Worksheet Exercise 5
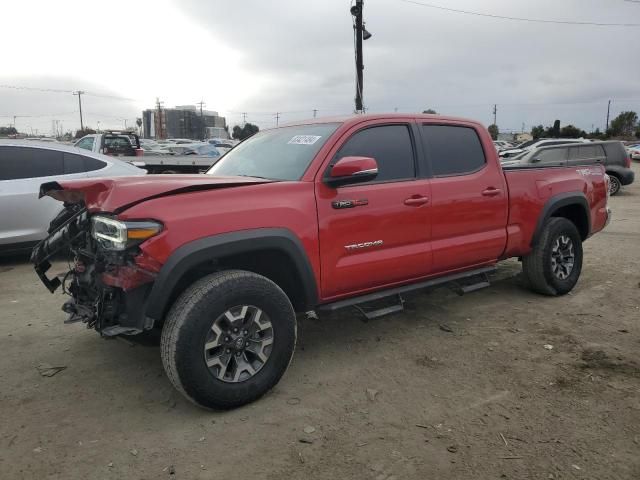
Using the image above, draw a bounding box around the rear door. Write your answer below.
[316,122,432,299]
[419,124,508,273]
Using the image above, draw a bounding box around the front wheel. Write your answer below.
[161,270,297,409]
[522,217,583,296]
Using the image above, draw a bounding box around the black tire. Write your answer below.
[160,270,296,409]
[608,174,621,196]
[522,217,583,296]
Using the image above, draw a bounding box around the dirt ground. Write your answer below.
[1,164,639,480]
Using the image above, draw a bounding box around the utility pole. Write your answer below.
[606,99,611,131]
[124,119,128,130]
[241,112,247,125]
[275,112,280,127]
[73,91,85,131]
[12,115,17,132]
[492,104,497,126]
[197,100,206,140]
[353,0,364,113]
[313,109,318,118]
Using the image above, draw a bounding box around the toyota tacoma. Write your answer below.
[31,114,611,409]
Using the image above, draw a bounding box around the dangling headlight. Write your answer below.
[91,216,162,251]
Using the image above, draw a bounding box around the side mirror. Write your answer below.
[325,156,378,187]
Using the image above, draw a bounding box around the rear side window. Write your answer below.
[0,146,64,180]
[421,125,486,176]
[335,125,415,182]
[602,143,626,165]
[84,157,107,172]
[568,145,605,163]
[64,153,84,174]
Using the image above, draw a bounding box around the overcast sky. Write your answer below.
[1,0,639,135]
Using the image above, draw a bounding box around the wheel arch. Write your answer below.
[145,228,319,321]
[531,192,590,247]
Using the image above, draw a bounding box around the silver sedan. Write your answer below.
[0,140,145,254]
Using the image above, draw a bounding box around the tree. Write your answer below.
[609,111,638,137]
[75,127,96,139]
[0,126,18,136]
[531,125,545,139]
[487,124,499,140]
[232,122,259,141]
[559,125,586,138]
[422,109,437,114]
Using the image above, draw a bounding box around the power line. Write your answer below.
[0,84,137,101]
[399,0,640,27]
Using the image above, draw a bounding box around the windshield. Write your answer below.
[207,123,340,180]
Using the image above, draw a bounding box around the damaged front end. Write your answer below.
[31,182,162,337]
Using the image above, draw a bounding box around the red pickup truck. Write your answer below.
[32,114,610,409]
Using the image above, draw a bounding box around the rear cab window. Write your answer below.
[420,124,486,176]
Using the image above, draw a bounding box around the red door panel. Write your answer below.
[316,180,432,299]
[430,170,507,272]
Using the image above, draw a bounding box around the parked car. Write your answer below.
[627,144,640,161]
[32,114,610,409]
[501,141,634,195]
[499,138,590,158]
[493,140,513,151]
[75,131,144,158]
[0,141,145,254]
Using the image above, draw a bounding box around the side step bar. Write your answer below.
[318,266,495,320]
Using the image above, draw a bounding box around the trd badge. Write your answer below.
[332,199,369,209]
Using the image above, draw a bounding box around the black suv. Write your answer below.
[502,141,634,195]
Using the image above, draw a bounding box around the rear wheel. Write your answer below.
[160,270,296,409]
[523,217,583,296]
[608,174,621,196]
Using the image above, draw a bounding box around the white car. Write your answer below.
[627,144,640,160]
[0,140,145,254]
[499,138,590,158]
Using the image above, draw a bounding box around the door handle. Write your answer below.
[481,187,502,197]
[404,195,429,206]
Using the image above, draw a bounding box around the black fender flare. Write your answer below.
[145,228,319,320]
[531,192,590,247]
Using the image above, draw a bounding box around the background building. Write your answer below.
[142,105,227,140]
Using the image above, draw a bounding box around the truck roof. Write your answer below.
[279,113,485,130]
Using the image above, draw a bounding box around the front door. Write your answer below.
[316,123,432,300]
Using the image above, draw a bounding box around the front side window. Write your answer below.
[532,148,567,164]
[208,123,339,180]
[422,125,486,176]
[76,137,94,150]
[334,125,415,183]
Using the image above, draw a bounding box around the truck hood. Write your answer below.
[40,175,276,213]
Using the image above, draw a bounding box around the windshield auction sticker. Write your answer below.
[288,135,322,145]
